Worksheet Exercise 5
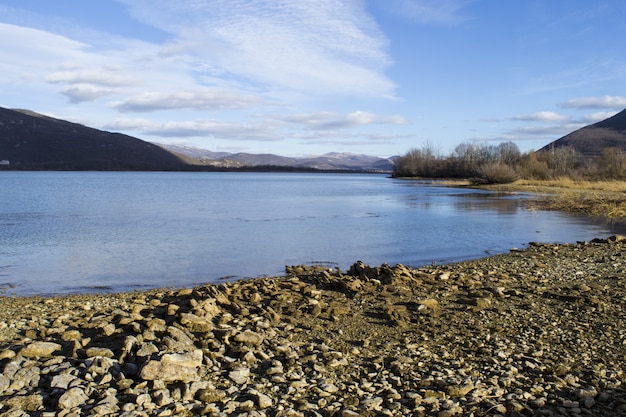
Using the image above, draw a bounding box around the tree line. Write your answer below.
[393,141,626,183]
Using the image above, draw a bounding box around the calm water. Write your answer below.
[0,171,622,296]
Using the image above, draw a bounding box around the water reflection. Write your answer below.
[1,172,624,296]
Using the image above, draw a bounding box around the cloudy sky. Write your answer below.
[1,0,625,157]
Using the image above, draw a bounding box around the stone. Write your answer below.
[57,387,89,410]
[255,391,273,409]
[228,367,250,384]
[197,388,227,403]
[233,329,264,346]
[85,347,114,358]
[3,394,44,412]
[419,298,440,311]
[162,349,203,368]
[0,374,10,392]
[101,323,116,336]
[139,354,201,383]
[179,312,213,332]
[19,342,61,358]
[196,298,221,318]
[446,383,474,397]
[0,349,16,360]
[50,374,77,390]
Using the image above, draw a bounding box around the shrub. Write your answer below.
[475,162,519,184]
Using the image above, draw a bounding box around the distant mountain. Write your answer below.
[161,144,395,172]
[0,107,186,170]
[540,109,626,157]
[0,106,394,172]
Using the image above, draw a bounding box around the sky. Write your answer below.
[1,1,625,158]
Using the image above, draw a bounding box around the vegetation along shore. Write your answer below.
[1,108,626,415]
[1,232,626,416]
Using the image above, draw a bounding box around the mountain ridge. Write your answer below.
[0,107,394,172]
[0,107,187,170]
[540,109,626,157]
[160,144,396,172]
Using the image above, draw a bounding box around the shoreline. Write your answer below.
[1,236,626,415]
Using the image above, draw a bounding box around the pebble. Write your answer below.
[0,237,625,416]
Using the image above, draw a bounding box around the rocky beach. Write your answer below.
[1,236,626,416]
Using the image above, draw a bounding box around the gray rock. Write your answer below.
[228,367,251,384]
[57,387,89,410]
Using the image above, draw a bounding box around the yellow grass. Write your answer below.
[476,178,626,220]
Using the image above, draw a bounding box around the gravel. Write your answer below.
[1,236,625,416]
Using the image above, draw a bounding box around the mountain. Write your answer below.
[0,107,187,170]
[540,109,626,157]
[0,106,394,172]
[161,144,395,172]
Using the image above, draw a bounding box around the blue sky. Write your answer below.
[1,0,625,157]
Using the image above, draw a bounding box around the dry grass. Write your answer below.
[476,178,626,220]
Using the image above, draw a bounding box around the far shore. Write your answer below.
[395,176,626,222]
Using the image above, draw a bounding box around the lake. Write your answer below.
[1,171,622,296]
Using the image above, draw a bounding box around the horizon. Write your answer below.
[1,1,625,158]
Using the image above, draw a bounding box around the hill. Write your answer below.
[0,107,187,170]
[540,109,626,157]
[0,106,394,172]
[161,144,395,172]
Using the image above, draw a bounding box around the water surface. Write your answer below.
[0,171,621,296]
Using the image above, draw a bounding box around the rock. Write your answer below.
[139,351,202,383]
[197,388,227,403]
[419,298,440,312]
[228,367,250,384]
[0,349,16,360]
[164,326,197,351]
[101,323,116,336]
[50,374,78,390]
[233,329,264,346]
[0,374,10,392]
[85,347,114,358]
[179,312,213,332]
[195,298,221,317]
[57,387,89,410]
[19,342,61,358]
[445,383,474,397]
[3,394,44,412]
[254,391,273,409]
[1,238,626,417]
[162,349,203,368]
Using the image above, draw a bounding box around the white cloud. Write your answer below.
[382,0,472,25]
[47,67,138,87]
[275,111,408,130]
[494,123,584,143]
[580,111,618,123]
[510,111,569,122]
[108,117,280,141]
[561,95,626,109]
[117,0,396,98]
[112,90,265,112]
[0,23,87,82]
[62,85,114,103]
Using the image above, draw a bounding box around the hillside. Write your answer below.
[540,109,626,157]
[161,144,395,172]
[0,107,394,172]
[0,107,187,170]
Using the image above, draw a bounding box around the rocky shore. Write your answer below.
[1,237,626,416]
